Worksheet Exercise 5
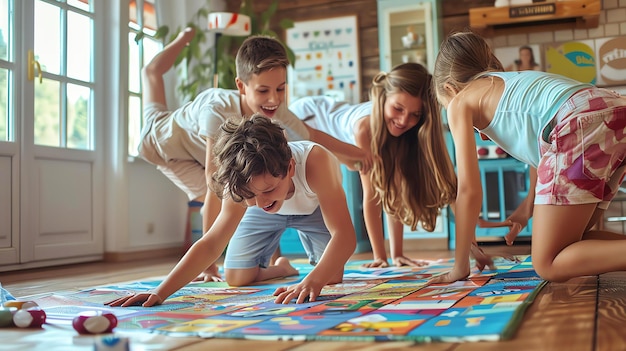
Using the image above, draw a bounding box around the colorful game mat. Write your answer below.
[30,255,545,342]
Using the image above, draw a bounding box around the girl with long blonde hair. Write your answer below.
[291,63,458,267]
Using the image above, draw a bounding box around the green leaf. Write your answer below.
[286,46,296,67]
[279,18,294,30]
[134,31,144,44]
[154,26,169,40]
[240,0,254,16]
[263,29,278,38]
[185,45,193,67]
[191,39,202,61]
[264,0,278,17]
[197,7,210,20]
[260,13,271,30]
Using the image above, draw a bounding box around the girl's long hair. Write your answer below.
[369,63,457,231]
[433,30,504,104]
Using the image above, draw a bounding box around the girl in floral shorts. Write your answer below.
[430,30,626,285]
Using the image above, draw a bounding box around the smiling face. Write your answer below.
[237,67,287,119]
[243,159,295,213]
[383,91,423,137]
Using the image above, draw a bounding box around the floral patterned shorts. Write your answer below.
[535,88,626,209]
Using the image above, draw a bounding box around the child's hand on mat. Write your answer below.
[477,218,525,246]
[470,242,496,272]
[193,263,223,282]
[105,292,163,307]
[427,266,470,285]
[392,256,429,267]
[273,280,324,304]
[361,258,390,268]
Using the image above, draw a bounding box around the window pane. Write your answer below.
[143,0,157,32]
[129,0,139,31]
[68,0,90,12]
[67,11,92,82]
[0,68,8,141]
[67,84,91,150]
[0,0,10,61]
[128,95,141,156]
[128,32,141,93]
[34,79,61,147]
[143,37,160,67]
[34,0,61,75]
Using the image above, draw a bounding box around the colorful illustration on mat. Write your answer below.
[29,256,545,342]
[545,40,596,84]
[286,15,361,104]
[595,36,626,86]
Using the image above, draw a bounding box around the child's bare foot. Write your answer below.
[144,27,197,77]
[504,231,518,246]
[275,257,299,277]
[176,27,196,45]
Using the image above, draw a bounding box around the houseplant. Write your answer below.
[138,0,295,102]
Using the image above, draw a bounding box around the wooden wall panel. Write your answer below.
[226,0,481,101]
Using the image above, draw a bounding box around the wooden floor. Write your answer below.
[1,245,626,351]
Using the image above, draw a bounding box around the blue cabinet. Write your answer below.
[448,133,533,249]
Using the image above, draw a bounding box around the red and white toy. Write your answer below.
[13,308,46,328]
[4,300,38,310]
[72,311,118,335]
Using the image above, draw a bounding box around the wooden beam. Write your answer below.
[469,0,600,31]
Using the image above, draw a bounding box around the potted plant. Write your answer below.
[137,0,294,102]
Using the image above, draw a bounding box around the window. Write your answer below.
[128,0,161,157]
[0,0,13,142]
[33,0,94,149]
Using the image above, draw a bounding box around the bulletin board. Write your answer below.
[286,15,361,104]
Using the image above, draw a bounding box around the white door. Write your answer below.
[7,0,103,266]
[0,0,20,265]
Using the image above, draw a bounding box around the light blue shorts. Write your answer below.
[223,206,331,269]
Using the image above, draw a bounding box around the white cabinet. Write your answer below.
[377,0,441,73]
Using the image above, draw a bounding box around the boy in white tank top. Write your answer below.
[107,115,357,307]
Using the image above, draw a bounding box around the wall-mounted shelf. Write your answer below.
[470,0,600,33]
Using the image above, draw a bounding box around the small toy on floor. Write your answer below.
[73,311,118,335]
[93,336,129,351]
[12,308,46,328]
[0,306,15,327]
[4,300,38,310]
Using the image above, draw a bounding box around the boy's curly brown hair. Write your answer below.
[210,114,292,202]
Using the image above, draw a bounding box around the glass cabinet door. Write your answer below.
[377,0,440,73]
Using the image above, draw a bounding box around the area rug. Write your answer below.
[28,255,545,342]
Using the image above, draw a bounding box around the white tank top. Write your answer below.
[276,141,341,215]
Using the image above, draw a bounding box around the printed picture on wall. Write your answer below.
[594,36,626,86]
[286,15,361,104]
[544,40,597,84]
[494,45,543,72]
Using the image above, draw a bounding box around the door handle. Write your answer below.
[27,50,43,84]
